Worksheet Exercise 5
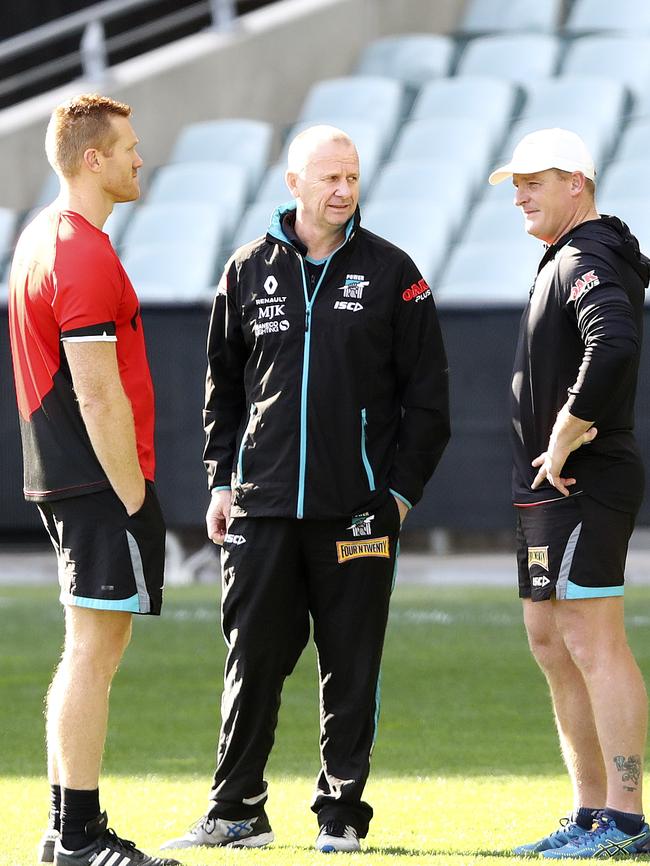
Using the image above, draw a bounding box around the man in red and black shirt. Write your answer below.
[489,129,650,858]
[8,94,178,866]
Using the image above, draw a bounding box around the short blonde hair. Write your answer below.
[287,125,356,174]
[45,93,132,178]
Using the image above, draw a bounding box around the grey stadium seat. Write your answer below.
[391,118,494,188]
[597,159,650,206]
[595,196,650,260]
[459,0,562,34]
[297,77,404,153]
[169,119,272,194]
[561,37,650,109]
[122,241,217,303]
[461,198,541,252]
[367,159,474,232]
[457,34,561,86]
[145,161,248,243]
[411,77,518,154]
[231,201,275,252]
[564,0,650,35]
[120,203,224,256]
[103,201,137,247]
[361,199,452,285]
[355,34,454,90]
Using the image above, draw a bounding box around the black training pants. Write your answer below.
[209,496,400,836]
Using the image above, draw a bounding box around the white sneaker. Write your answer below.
[160,812,273,849]
[315,821,361,853]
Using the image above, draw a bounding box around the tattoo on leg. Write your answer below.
[613,755,642,791]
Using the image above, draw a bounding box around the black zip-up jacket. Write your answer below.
[203,203,450,519]
[511,215,650,513]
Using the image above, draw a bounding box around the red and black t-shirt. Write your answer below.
[8,207,155,501]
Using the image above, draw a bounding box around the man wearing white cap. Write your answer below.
[489,128,650,858]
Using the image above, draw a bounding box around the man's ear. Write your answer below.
[82,147,102,174]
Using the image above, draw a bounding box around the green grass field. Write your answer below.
[3,580,650,865]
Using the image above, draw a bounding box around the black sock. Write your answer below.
[574,807,601,830]
[49,784,61,832]
[61,788,101,851]
[603,808,644,835]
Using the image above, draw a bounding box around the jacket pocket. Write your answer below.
[360,408,376,491]
[237,403,258,484]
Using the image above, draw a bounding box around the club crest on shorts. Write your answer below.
[528,545,549,571]
[347,512,375,537]
[336,536,390,563]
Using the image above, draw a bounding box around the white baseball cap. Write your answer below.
[488,128,596,185]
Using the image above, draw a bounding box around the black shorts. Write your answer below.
[516,494,636,602]
[38,482,166,615]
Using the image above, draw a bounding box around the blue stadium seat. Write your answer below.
[34,171,60,208]
[564,0,650,35]
[103,201,137,247]
[367,159,474,232]
[361,199,451,285]
[521,76,628,154]
[391,118,494,188]
[355,34,454,90]
[598,159,650,206]
[255,163,290,206]
[462,198,540,251]
[595,196,650,259]
[411,77,519,154]
[297,77,404,153]
[613,119,650,162]
[562,37,650,108]
[122,241,217,303]
[231,201,275,251]
[459,0,562,34]
[436,240,541,306]
[0,207,17,268]
[120,203,224,256]
[145,161,248,243]
[457,34,560,85]
[169,119,272,194]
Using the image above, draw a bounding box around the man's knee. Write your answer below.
[63,608,132,675]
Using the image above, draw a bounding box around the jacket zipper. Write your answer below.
[360,408,376,491]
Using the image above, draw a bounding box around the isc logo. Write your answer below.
[334,301,363,312]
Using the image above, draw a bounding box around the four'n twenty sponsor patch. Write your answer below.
[528,545,549,571]
[336,536,390,563]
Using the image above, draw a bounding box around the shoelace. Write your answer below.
[321,821,349,838]
[568,815,612,847]
[103,828,143,857]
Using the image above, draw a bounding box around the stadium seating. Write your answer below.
[361,199,451,285]
[456,34,560,85]
[34,171,60,208]
[103,201,137,247]
[355,34,455,91]
[145,161,248,243]
[390,118,494,190]
[436,240,541,306]
[231,201,275,252]
[411,77,519,153]
[120,202,224,255]
[168,119,273,194]
[595,196,650,259]
[458,0,561,34]
[255,163,291,206]
[121,241,217,303]
[461,198,540,252]
[296,76,404,154]
[561,37,650,109]
[564,0,650,35]
[597,159,650,207]
[0,208,17,270]
[367,159,474,232]
[611,118,650,163]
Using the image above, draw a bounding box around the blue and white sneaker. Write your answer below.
[160,811,273,849]
[541,813,650,859]
[513,817,586,855]
[316,821,361,853]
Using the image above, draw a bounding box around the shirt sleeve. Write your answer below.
[388,256,451,507]
[52,243,122,341]
[559,250,640,421]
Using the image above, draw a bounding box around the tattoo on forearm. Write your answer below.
[613,755,642,791]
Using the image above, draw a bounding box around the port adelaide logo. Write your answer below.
[347,512,375,537]
[334,274,369,312]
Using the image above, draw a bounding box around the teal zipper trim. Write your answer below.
[360,408,376,491]
[236,403,256,484]
[297,258,332,518]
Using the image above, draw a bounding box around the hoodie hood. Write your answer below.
[267,201,360,253]
[559,215,650,289]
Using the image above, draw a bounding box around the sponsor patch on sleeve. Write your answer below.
[402,278,431,303]
[336,536,390,563]
[569,270,599,301]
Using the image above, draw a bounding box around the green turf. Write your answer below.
[2,581,650,865]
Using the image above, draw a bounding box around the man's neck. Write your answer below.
[548,204,600,246]
[294,218,346,261]
[57,182,113,231]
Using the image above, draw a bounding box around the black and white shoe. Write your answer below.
[315,821,361,853]
[160,810,273,849]
[37,828,59,863]
[53,812,181,866]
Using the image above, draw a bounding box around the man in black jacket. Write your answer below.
[489,128,650,859]
[162,125,450,853]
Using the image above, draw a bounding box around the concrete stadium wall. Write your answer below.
[0,0,466,210]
